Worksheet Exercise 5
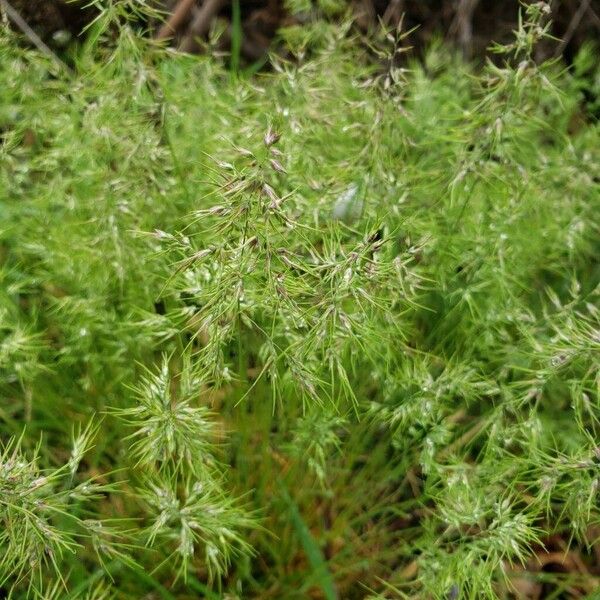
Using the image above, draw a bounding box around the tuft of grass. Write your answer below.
[0,1,599,597]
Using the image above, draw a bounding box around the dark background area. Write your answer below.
[3,0,600,64]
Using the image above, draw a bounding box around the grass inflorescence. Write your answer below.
[0,2,599,598]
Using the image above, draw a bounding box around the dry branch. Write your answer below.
[0,0,71,72]
[156,0,196,41]
[179,0,225,53]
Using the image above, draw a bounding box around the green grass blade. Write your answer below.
[280,484,337,600]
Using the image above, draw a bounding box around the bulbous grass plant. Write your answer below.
[0,1,599,597]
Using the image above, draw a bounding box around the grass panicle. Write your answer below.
[0,1,598,597]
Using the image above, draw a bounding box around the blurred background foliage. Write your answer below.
[1,1,599,599]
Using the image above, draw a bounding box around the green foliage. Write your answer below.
[0,2,599,597]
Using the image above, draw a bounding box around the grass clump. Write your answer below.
[0,2,599,598]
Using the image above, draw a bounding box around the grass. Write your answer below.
[0,2,599,598]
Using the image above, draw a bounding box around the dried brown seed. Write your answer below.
[264,127,281,147]
[269,159,287,174]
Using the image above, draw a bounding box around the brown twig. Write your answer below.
[0,0,71,73]
[449,0,480,58]
[587,6,600,28]
[179,0,225,53]
[382,0,405,26]
[156,0,196,41]
[554,0,591,57]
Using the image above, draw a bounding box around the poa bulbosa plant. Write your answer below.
[0,1,599,597]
